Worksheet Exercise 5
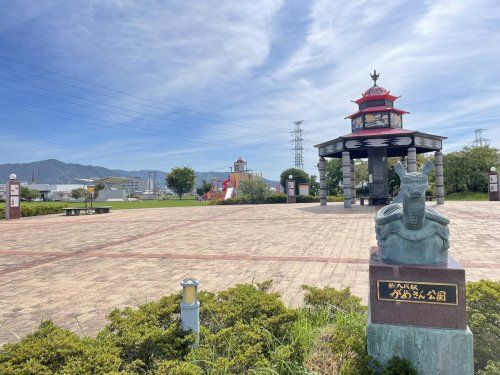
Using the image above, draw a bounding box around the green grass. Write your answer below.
[23,199,208,210]
[445,192,488,201]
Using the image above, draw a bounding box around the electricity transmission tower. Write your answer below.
[290,120,305,170]
[471,128,490,148]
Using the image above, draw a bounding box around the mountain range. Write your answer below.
[0,159,279,187]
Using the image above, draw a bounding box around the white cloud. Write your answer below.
[1,0,499,178]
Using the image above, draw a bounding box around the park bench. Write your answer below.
[359,196,393,205]
[425,196,436,202]
[94,206,112,214]
[63,206,112,216]
[360,196,371,205]
[63,207,90,216]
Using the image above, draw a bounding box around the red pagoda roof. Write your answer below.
[346,106,409,119]
[342,128,415,139]
[354,93,399,104]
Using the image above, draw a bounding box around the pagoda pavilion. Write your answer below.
[315,71,446,207]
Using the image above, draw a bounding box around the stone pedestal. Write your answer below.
[368,250,473,374]
[367,320,473,375]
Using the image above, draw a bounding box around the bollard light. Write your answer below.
[180,278,200,347]
[181,278,198,304]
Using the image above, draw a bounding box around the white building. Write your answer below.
[28,184,85,201]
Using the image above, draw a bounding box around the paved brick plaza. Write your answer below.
[0,201,499,344]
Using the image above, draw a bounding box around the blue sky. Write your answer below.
[0,0,498,180]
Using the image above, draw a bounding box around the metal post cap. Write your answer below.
[180,278,199,287]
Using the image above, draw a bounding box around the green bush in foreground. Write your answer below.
[0,204,67,219]
[1,281,497,374]
[0,321,124,374]
[466,280,500,372]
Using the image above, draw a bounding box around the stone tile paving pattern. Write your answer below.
[0,201,498,344]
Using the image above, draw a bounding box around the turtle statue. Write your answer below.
[375,160,450,265]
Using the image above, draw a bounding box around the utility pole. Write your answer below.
[153,171,158,199]
[471,128,490,148]
[148,171,152,200]
[290,120,305,170]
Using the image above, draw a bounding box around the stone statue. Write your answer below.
[375,160,450,265]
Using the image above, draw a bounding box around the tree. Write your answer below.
[354,160,369,195]
[237,180,268,201]
[309,175,320,196]
[166,167,196,199]
[70,188,86,199]
[280,168,309,196]
[21,187,41,202]
[325,159,343,195]
[196,180,213,197]
[444,146,499,194]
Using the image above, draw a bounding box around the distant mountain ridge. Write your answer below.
[0,159,278,187]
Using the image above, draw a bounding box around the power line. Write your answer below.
[0,78,290,142]
[0,98,287,150]
[290,120,305,170]
[471,128,490,148]
[0,55,286,132]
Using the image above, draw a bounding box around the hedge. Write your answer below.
[0,204,68,219]
[216,195,343,205]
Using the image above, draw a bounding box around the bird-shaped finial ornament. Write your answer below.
[370,69,380,86]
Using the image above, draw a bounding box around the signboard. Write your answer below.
[298,183,309,196]
[10,196,19,208]
[5,178,21,220]
[489,172,499,201]
[377,280,458,305]
[286,179,296,203]
[10,185,19,195]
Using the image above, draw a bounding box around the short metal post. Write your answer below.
[180,278,200,347]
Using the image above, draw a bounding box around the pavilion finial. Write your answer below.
[370,69,380,86]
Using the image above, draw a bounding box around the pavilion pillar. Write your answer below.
[342,151,351,208]
[407,147,417,172]
[350,160,356,204]
[435,151,444,205]
[319,157,327,206]
[401,156,407,171]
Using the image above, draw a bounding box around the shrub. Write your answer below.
[98,293,194,371]
[296,195,320,203]
[0,321,123,374]
[466,280,500,372]
[381,356,418,375]
[0,204,67,219]
[477,361,500,375]
[217,194,287,205]
[305,311,372,374]
[156,360,203,375]
[237,180,269,201]
[192,284,298,374]
[302,285,367,314]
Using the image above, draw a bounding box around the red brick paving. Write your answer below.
[0,201,498,344]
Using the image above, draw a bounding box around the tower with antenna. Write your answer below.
[471,128,490,147]
[291,120,305,170]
